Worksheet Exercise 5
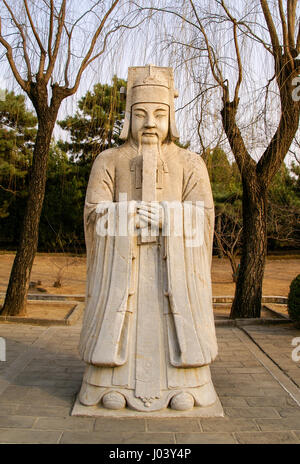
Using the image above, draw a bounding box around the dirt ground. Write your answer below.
[0,252,298,298]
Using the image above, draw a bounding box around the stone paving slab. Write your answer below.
[95,417,146,433]
[60,431,176,444]
[232,327,300,407]
[0,321,299,444]
[234,431,299,444]
[174,432,237,444]
[0,428,62,444]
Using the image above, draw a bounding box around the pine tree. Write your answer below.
[0,91,37,228]
[57,76,126,165]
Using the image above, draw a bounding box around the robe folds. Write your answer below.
[78,141,218,411]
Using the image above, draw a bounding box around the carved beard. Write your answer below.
[137,133,161,203]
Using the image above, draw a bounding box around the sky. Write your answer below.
[0,0,299,164]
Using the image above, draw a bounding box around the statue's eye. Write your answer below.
[156,112,167,118]
[134,113,144,118]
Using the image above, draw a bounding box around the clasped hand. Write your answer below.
[135,201,164,230]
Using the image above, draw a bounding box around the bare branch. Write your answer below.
[220,1,242,104]
[278,0,295,68]
[68,0,121,95]
[289,148,300,163]
[176,86,219,112]
[23,0,46,53]
[297,22,300,52]
[44,0,66,83]
[131,4,202,33]
[287,0,297,50]
[0,18,29,92]
[0,184,18,195]
[260,0,281,56]
[63,1,103,87]
[64,1,104,88]
[2,0,32,80]
[189,0,228,101]
[257,108,300,184]
[278,0,289,50]
[232,22,242,103]
[23,0,47,78]
[236,21,273,55]
[48,0,54,61]
[64,25,71,88]
[197,118,206,154]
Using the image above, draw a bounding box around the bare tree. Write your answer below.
[214,209,242,281]
[0,0,139,316]
[138,0,300,318]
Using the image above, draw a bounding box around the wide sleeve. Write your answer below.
[79,151,133,367]
[84,152,115,262]
[162,153,218,368]
[182,154,215,264]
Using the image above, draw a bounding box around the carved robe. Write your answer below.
[78,141,218,411]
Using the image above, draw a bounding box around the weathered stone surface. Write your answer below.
[276,407,300,418]
[71,395,224,418]
[1,321,300,443]
[60,431,175,444]
[0,404,19,415]
[245,396,291,407]
[256,417,300,431]
[76,65,221,416]
[94,418,146,432]
[33,416,95,431]
[292,431,300,440]
[200,417,259,432]
[0,428,61,444]
[235,431,299,444]
[15,405,72,417]
[0,415,35,428]
[224,407,280,418]
[219,397,248,407]
[146,418,201,432]
[175,432,237,444]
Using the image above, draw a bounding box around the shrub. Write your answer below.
[287,274,300,322]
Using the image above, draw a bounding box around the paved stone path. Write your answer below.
[0,318,299,444]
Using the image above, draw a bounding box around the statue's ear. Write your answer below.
[120,111,130,141]
[169,89,179,141]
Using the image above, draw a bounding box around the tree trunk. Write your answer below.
[1,115,56,316]
[228,252,238,281]
[230,180,267,319]
[216,214,224,258]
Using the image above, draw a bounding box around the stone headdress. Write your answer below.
[120,65,179,141]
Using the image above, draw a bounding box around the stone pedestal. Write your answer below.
[71,395,224,418]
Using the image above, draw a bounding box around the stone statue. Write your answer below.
[78,65,220,414]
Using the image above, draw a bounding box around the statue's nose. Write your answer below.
[144,115,156,128]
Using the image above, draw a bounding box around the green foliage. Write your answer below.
[38,144,86,251]
[267,163,300,250]
[204,147,242,262]
[57,75,126,164]
[0,88,299,255]
[204,147,299,257]
[0,90,37,236]
[287,274,300,322]
[0,91,36,182]
[205,147,242,205]
[0,79,127,252]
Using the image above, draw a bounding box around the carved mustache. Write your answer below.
[142,131,158,136]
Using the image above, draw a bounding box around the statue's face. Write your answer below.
[131,103,169,145]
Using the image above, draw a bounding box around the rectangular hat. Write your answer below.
[120,65,179,141]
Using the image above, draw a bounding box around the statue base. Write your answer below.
[71,394,224,418]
